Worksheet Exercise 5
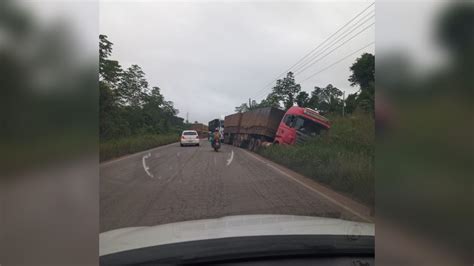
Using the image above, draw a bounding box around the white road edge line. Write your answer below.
[242,150,371,223]
[226,150,234,166]
[142,152,154,178]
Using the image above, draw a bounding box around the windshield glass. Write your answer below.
[99,0,375,258]
[294,116,327,136]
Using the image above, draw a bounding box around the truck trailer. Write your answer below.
[224,106,330,150]
[190,123,209,139]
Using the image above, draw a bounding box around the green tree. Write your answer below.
[143,86,165,107]
[235,103,249,113]
[260,92,282,109]
[308,84,343,114]
[344,92,359,114]
[99,34,184,139]
[348,53,375,113]
[99,35,122,87]
[119,64,148,107]
[295,91,310,107]
[357,82,375,113]
[235,99,265,112]
[142,86,167,133]
[272,72,301,110]
[349,53,375,89]
[99,35,125,140]
[161,100,178,117]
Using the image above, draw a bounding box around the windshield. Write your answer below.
[294,116,327,136]
[99,0,374,259]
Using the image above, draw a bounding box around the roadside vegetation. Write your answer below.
[257,113,374,207]
[100,35,188,161]
[100,134,178,162]
[243,52,375,208]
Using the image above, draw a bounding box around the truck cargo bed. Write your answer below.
[239,107,285,138]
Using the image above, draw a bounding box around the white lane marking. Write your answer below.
[177,152,180,157]
[226,150,234,166]
[214,157,217,165]
[142,152,154,178]
[241,150,371,222]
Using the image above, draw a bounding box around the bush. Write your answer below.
[257,114,374,207]
[100,134,178,162]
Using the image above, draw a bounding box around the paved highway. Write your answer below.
[100,140,370,233]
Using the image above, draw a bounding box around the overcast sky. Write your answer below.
[100,1,375,123]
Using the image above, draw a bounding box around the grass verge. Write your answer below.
[256,114,374,208]
[100,134,178,162]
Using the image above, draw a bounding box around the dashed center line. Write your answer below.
[226,150,234,166]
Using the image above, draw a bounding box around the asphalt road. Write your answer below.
[100,140,368,233]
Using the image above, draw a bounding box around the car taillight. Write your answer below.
[181,136,185,139]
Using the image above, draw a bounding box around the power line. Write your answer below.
[299,41,375,83]
[253,21,374,100]
[294,21,375,76]
[292,12,375,75]
[251,2,374,99]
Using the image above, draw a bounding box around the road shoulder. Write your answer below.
[240,148,374,223]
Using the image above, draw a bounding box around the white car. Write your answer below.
[180,130,200,147]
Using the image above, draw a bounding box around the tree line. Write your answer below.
[100,35,185,140]
[235,53,375,116]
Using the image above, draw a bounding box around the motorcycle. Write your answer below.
[212,139,221,152]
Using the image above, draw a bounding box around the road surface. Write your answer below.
[100,140,369,233]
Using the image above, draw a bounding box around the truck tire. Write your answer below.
[248,138,255,151]
[254,139,262,151]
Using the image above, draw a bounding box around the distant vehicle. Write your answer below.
[224,106,330,150]
[190,123,209,139]
[180,130,200,147]
[208,119,224,142]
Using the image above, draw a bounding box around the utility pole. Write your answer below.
[248,98,251,108]
[186,112,189,124]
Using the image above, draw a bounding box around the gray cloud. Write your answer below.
[100,1,374,123]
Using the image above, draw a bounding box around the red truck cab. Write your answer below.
[274,107,330,145]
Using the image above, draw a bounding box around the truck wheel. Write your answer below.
[249,138,255,151]
[254,139,262,151]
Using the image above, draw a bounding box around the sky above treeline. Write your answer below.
[100,1,375,123]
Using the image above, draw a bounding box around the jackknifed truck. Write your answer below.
[223,106,330,150]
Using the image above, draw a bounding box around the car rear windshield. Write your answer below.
[183,131,197,135]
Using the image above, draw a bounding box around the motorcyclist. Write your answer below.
[211,128,221,145]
